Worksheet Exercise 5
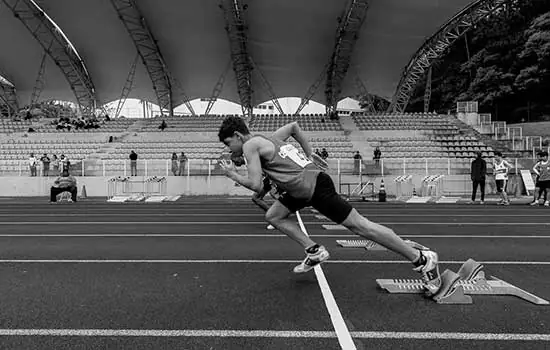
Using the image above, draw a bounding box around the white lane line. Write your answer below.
[296,211,356,350]
[0,329,547,341]
[1,213,550,217]
[0,234,547,238]
[0,259,548,265]
[0,221,548,225]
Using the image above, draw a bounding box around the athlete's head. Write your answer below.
[218,116,251,154]
[494,151,502,161]
[539,151,548,161]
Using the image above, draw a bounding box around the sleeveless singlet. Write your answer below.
[256,136,321,200]
[493,160,508,180]
[535,161,550,182]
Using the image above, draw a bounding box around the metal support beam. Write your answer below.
[250,57,284,115]
[326,0,370,117]
[424,66,433,113]
[294,64,329,116]
[389,0,511,113]
[205,60,231,116]
[1,0,97,115]
[114,53,139,118]
[353,74,376,113]
[30,51,48,107]
[0,81,19,117]
[110,0,180,117]
[219,0,253,118]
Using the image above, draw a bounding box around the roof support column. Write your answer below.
[219,0,253,118]
[326,0,369,118]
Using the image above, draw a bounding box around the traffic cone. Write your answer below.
[378,179,386,202]
[412,187,417,197]
[80,185,87,199]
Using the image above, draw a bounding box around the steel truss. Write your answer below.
[1,0,97,115]
[389,0,512,113]
[30,51,47,106]
[205,60,231,116]
[114,53,139,118]
[111,0,185,117]
[0,81,19,117]
[325,0,369,117]
[294,63,329,116]
[250,57,284,115]
[219,0,253,118]
[353,74,376,113]
[424,66,433,113]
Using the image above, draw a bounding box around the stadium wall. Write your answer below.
[0,175,527,198]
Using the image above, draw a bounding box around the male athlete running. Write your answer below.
[218,116,442,296]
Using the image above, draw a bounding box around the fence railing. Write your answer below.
[0,157,541,177]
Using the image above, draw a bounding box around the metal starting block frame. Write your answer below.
[336,239,430,252]
[377,259,549,305]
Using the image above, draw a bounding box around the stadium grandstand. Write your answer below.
[0,0,547,200]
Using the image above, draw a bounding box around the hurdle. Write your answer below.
[420,174,445,197]
[339,174,375,201]
[107,176,171,202]
[394,175,413,201]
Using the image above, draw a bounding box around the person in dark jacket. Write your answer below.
[470,152,487,204]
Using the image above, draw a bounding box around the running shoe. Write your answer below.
[530,201,539,206]
[413,250,442,296]
[293,245,330,273]
[545,201,549,207]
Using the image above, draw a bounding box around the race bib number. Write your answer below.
[278,144,312,168]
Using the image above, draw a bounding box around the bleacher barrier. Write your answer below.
[394,175,413,201]
[107,176,173,203]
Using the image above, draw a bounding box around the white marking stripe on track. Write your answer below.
[295,211,356,350]
[0,329,548,341]
[0,234,547,238]
[0,259,548,265]
[0,221,549,225]
[1,213,550,217]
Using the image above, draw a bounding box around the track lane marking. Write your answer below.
[295,211,356,350]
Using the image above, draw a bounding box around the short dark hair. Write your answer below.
[540,151,549,157]
[218,116,250,142]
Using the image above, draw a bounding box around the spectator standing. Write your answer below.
[470,152,487,204]
[171,153,179,176]
[179,152,188,176]
[51,155,59,175]
[29,153,37,177]
[353,151,363,175]
[40,153,51,177]
[129,151,138,176]
[373,147,382,166]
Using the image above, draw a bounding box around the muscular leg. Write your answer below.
[265,201,317,249]
[340,209,419,262]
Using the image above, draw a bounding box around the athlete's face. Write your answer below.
[223,135,243,155]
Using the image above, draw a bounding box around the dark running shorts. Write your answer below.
[496,179,507,193]
[538,180,550,190]
[278,172,353,224]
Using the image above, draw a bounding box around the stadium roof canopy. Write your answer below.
[0,0,476,114]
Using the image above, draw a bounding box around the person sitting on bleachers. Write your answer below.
[321,148,329,160]
[159,120,167,131]
[50,169,78,203]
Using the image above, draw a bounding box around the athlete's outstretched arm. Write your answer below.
[272,122,312,157]
[221,140,263,193]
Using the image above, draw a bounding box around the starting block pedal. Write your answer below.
[376,259,550,305]
[336,239,430,252]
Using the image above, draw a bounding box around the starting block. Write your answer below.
[336,239,430,252]
[376,259,550,305]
